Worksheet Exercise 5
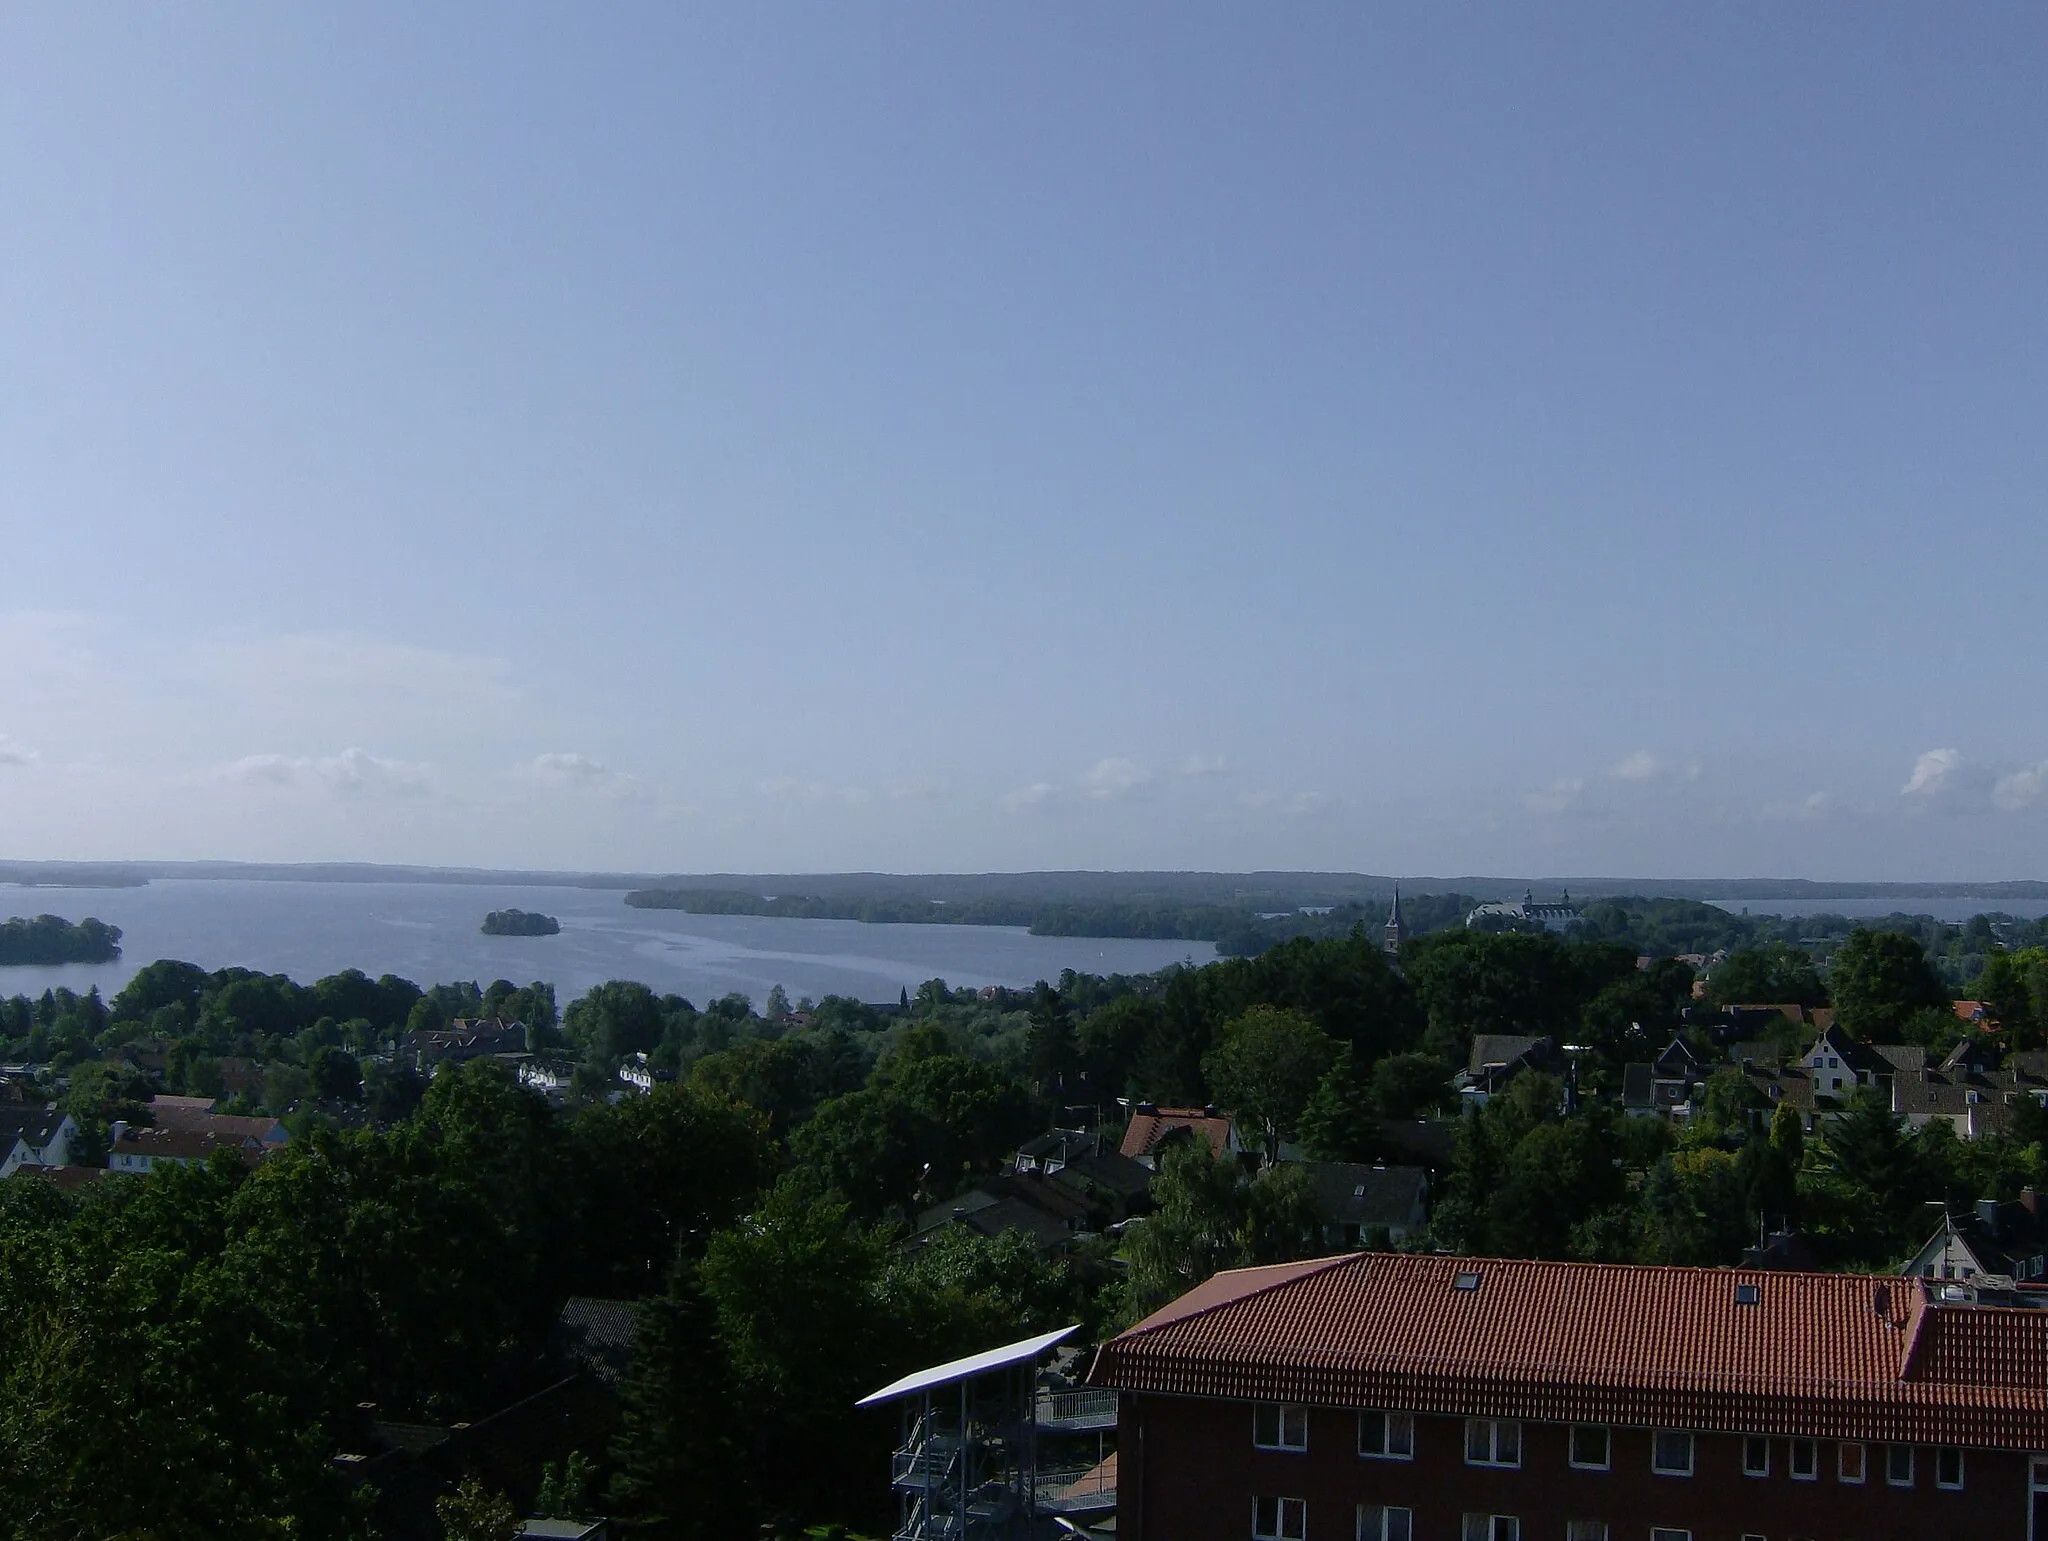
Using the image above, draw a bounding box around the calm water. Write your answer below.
[0,880,1215,1004]
[1708,896,2048,924]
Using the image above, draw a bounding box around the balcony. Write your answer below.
[1034,1387,1117,1432]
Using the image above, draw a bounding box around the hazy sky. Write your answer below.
[3,6,2045,879]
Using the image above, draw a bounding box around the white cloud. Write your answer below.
[523,752,648,802]
[1803,790,1832,816]
[1239,790,1331,816]
[758,776,873,806]
[220,748,433,797]
[1176,752,1228,778]
[0,734,35,767]
[1000,781,1059,812]
[1082,757,1154,799]
[1902,747,1965,798]
[1994,763,2048,812]
[1524,777,1585,815]
[1610,750,1662,782]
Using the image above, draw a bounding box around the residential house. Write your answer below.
[0,1105,77,1175]
[1905,1196,2048,1285]
[1118,1105,1241,1171]
[1797,1024,1900,1103]
[1090,1252,2048,1540]
[107,1121,279,1173]
[1620,1038,1711,1120]
[399,1017,527,1073]
[1453,1035,1558,1110]
[1296,1162,1429,1248]
[146,1095,290,1151]
[911,1172,1098,1255]
[517,1059,576,1099]
[616,1052,672,1096]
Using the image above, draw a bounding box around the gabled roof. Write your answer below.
[1466,1035,1550,1076]
[857,1325,1077,1407]
[552,1297,639,1389]
[0,1104,70,1149]
[1119,1107,1233,1162]
[1296,1162,1428,1228]
[1090,1251,2048,1449]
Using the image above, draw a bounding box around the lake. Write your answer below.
[0,880,1216,1005]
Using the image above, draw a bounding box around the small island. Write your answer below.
[481,908,560,937]
[0,913,124,965]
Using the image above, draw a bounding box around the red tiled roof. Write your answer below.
[1089,1251,2048,1449]
[1119,1108,1233,1162]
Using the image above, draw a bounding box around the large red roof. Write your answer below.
[1090,1251,2048,1449]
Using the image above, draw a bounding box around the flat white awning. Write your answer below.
[856,1325,1079,1407]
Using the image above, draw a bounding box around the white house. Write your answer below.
[0,1105,77,1175]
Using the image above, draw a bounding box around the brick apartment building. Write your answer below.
[1089,1252,2048,1541]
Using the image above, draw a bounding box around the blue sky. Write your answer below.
[3,5,2044,879]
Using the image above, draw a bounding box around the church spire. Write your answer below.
[1384,884,1406,958]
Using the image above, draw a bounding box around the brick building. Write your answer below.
[1089,1252,2048,1540]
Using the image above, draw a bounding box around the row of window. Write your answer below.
[1254,1501,1759,1541]
[1256,1405,1965,1489]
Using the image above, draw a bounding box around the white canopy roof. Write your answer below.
[856,1324,1079,1407]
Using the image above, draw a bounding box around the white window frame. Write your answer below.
[1464,1418,1522,1468]
[1254,1403,1308,1452]
[1651,1429,1694,1477]
[1564,1524,1609,1541]
[1790,1437,1818,1480]
[1649,1530,1692,1541]
[1887,1443,1915,1487]
[1357,1410,1415,1461]
[1253,1495,1306,1541]
[1839,1441,1865,1484]
[1568,1423,1611,1471]
[1357,1503,1412,1541]
[1742,1435,1770,1476]
[1937,1446,1965,1491]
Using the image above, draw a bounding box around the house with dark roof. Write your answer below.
[1454,1035,1558,1109]
[1295,1162,1428,1248]
[0,1104,77,1175]
[1091,1251,2048,1540]
[107,1121,278,1174]
[1905,1197,2048,1287]
[398,1016,527,1072]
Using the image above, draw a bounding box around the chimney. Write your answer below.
[2022,1187,2039,1217]
[108,1119,128,1148]
[1978,1198,2001,1236]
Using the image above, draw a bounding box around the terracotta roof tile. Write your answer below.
[1090,1252,2048,1449]
[1118,1108,1233,1162]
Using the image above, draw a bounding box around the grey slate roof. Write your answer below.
[551,1298,639,1390]
[1297,1162,1428,1230]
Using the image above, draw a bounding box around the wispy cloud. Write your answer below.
[0,734,36,767]
[523,752,648,802]
[1176,752,1228,778]
[1994,763,2048,812]
[999,781,1059,812]
[219,747,434,797]
[1082,757,1154,800]
[1524,777,1585,815]
[758,776,874,806]
[1610,750,1662,782]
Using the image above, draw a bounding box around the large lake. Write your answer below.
[0,880,1216,1005]
[1707,897,2048,924]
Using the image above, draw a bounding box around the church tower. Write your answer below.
[1384,884,1406,959]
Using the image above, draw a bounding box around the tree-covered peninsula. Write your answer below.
[0,913,123,965]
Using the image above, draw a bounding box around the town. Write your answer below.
[3,892,2047,1536]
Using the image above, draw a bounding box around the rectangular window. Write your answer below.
[1254,1403,1308,1451]
[1649,1531,1692,1541]
[1569,1424,1610,1470]
[1887,1444,1914,1487]
[1460,1518,1519,1541]
[1838,1442,1865,1484]
[1790,1438,1817,1480]
[1652,1430,1694,1476]
[1564,1525,1609,1541]
[1253,1496,1306,1541]
[1357,1505,1413,1541]
[1743,1435,1770,1476]
[1937,1447,1964,1490]
[1464,1418,1521,1468]
[1358,1410,1415,1460]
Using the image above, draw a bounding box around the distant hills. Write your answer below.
[1,860,2042,905]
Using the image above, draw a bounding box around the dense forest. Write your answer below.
[2,909,2047,1536]
[0,913,122,965]
[481,909,561,937]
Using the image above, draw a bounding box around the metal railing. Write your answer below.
[1034,1387,1117,1428]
